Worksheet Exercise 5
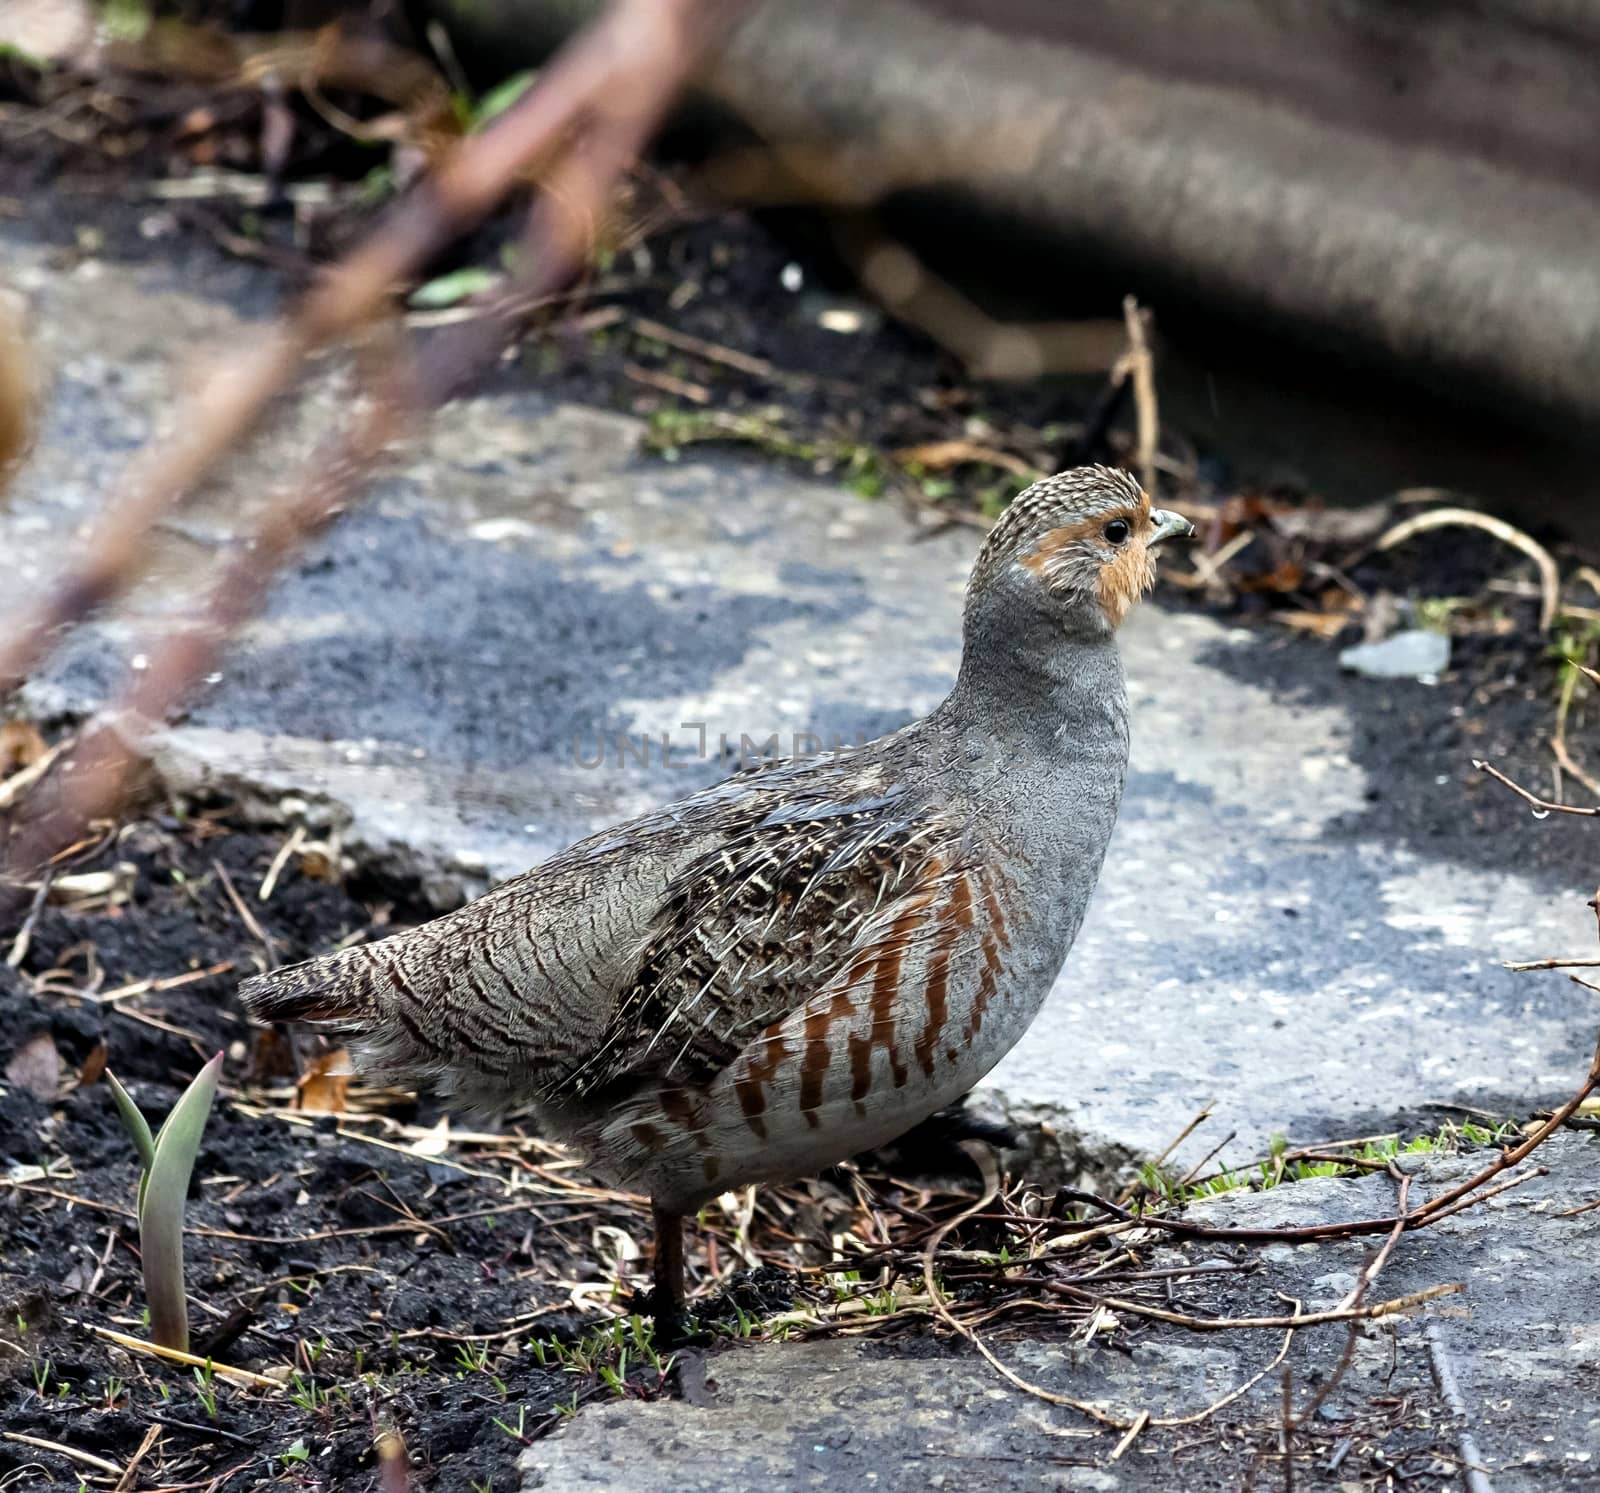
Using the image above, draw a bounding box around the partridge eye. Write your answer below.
[1102,518,1131,546]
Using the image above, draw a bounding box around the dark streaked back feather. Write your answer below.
[552,787,956,1100]
[237,745,956,1113]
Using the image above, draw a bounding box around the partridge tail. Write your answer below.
[238,946,381,1030]
[238,930,546,1113]
[238,937,450,1096]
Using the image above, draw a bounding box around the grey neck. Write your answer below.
[943,596,1127,759]
[936,590,1131,953]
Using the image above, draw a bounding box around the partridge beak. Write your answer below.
[1149,509,1195,546]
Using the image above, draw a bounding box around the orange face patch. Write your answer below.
[1019,491,1156,626]
[1017,516,1100,578]
[1096,525,1157,626]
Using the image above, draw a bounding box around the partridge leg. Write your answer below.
[650,1200,690,1343]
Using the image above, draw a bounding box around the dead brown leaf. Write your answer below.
[1237,561,1304,594]
[1276,612,1355,640]
[6,1031,62,1102]
[1217,494,1290,536]
[0,720,46,777]
[77,1039,109,1088]
[248,1025,297,1083]
[297,1047,352,1113]
[297,846,339,882]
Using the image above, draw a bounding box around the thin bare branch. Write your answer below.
[1377,507,1559,632]
[1474,758,1600,817]
[1504,957,1600,972]
[0,0,735,911]
[1292,1169,1411,1429]
[0,0,736,700]
[1119,296,1158,499]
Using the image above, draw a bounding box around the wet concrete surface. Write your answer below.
[7,196,1600,1492]
[522,1136,1600,1491]
[5,213,1597,1178]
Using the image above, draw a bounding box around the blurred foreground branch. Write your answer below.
[0,293,32,493]
[0,0,737,922]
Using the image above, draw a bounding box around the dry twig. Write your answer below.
[914,1147,1373,1436]
[110,1424,162,1493]
[1292,1170,1411,1428]
[0,0,736,919]
[77,1323,282,1389]
[1475,758,1600,817]
[1,1433,122,1479]
[1118,296,1157,499]
[1376,507,1560,632]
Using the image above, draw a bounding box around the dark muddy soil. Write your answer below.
[3,46,1598,1493]
[0,810,1477,1493]
[0,816,600,1493]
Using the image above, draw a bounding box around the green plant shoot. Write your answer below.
[106,1052,223,1353]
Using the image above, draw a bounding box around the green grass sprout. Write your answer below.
[106,1051,224,1352]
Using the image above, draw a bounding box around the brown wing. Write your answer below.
[552,788,957,1100]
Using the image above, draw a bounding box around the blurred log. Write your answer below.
[423,0,1600,428]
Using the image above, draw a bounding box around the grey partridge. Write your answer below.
[240,466,1192,1331]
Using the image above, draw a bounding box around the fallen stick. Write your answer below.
[0,0,736,702]
[0,0,735,918]
[1376,506,1560,633]
[79,1322,284,1390]
[1,1432,123,1478]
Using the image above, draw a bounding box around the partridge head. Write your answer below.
[967,464,1194,634]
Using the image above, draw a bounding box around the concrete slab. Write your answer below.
[522,1134,1600,1492]
[3,216,1595,1182]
